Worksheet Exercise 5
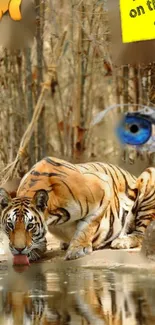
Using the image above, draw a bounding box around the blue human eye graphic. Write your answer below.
[116,114,152,146]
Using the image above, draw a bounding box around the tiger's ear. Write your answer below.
[33,190,49,212]
[0,188,12,211]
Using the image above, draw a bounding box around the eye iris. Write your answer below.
[27,224,33,230]
[129,124,139,134]
[116,115,152,145]
[8,223,13,229]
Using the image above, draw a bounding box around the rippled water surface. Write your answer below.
[0,262,155,325]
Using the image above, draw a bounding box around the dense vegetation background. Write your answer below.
[0,0,155,182]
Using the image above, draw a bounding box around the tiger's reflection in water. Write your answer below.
[0,265,155,325]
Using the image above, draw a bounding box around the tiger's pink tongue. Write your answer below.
[13,255,30,266]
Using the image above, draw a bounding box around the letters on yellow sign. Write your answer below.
[0,0,22,21]
[120,0,155,43]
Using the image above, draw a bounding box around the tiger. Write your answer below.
[0,156,152,263]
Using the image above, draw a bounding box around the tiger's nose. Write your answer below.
[16,247,26,253]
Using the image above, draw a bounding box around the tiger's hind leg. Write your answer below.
[111,210,155,250]
[110,209,145,249]
[111,212,155,249]
[111,231,144,249]
[111,167,155,250]
[110,208,141,249]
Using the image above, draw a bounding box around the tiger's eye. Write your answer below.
[27,223,34,231]
[7,222,13,230]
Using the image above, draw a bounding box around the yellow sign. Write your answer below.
[0,0,22,21]
[120,0,155,43]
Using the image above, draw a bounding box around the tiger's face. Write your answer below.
[0,188,49,261]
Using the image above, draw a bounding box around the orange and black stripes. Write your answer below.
[2,156,154,261]
[15,157,138,250]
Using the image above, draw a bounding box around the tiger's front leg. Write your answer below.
[65,207,111,260]
[65,173,111,260]
[65,218,98,260]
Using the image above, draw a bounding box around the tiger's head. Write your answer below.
[0,188,49,261]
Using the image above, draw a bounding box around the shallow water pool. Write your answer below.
[0,260,155,325]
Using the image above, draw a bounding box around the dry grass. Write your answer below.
[0,0,154,184]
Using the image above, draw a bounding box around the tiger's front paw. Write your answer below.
[111,236,137,249]
[65,245,92,260]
